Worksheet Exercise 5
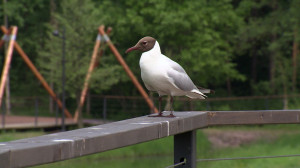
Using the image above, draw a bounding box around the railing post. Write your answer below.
[174,130,197,168]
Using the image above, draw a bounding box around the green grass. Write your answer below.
[0,131,44,142]
[199,133,300,168]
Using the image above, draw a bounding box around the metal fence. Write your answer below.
[1,96,73,129]
[3,94,300,116]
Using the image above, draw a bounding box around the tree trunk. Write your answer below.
[226,77,232,96]
[278,58,288,110]
[76,92,83,128]
[269,35,277,92]
[251,48,257,94]
[282,75,288,110]
[49,82,54,114]
[86,89,90,116]
[269,0,278,93]
[292,29,298,92]
[48,0,56,114]
[251,49,257,83]
[269,54,275,91]
[50,0,56,25]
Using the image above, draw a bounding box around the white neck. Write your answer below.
[143,41,161,55]
[139,41,162,67]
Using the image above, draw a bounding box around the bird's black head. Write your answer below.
[125,36,156,53]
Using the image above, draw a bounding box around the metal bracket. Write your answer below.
[103,34,110,42]
[1,35,16,41]
[1,35,9,41]
[10,35,16,41]
[96,34,102,41]
[174,130,197,168]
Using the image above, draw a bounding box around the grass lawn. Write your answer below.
[0,131,44,142]
[1,125,300,168]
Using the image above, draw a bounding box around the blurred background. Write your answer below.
[0,0,300,167]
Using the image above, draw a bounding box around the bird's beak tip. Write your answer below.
[125,46,138,54]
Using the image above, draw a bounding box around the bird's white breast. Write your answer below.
[140,52,168,90]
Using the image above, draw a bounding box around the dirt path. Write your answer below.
[203,128,299,148]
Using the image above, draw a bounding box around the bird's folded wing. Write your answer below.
[166,60,197,92]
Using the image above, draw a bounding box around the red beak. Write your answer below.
[125,46,139,54]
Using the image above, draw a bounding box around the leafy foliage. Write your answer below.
[236,0,300,95]
[36,0,124,98]
[0,0,299,103]
[96,0,246,89]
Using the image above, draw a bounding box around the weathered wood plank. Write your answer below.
[207,110,300,125]
[1,110,300,168]
[0,112,207,168]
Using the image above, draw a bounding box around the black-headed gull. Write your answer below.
[126,37,213,117]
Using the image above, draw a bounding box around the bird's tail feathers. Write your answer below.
[186,89,207,99]
[196,86,215,94]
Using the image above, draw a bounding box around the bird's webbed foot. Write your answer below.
[148,112,164,117]
[148,111,176,117]
[165,113,176,118]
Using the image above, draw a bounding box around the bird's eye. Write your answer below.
[142,41,147,45]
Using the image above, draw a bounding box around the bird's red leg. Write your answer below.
[159,96,163,114]
[166,96,176,117]
[148,96,164,117]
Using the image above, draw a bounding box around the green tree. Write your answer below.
[236,0,299,92]
[95,0,246,96]
[0,0,50,96]
[235,0,300,108]
[37,0,124,100]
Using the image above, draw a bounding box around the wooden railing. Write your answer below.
[0,110,300,168]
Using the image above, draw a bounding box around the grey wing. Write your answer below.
[166,59,197,91]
